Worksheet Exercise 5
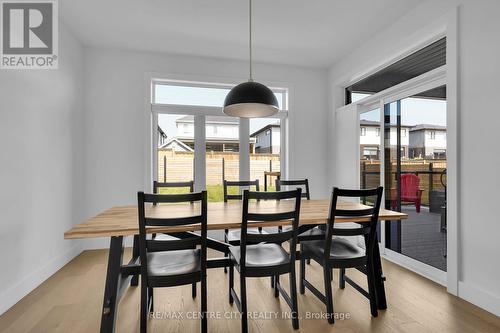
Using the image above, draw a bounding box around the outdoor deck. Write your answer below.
[400,205,447,271]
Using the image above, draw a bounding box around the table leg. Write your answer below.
[372,240,387,310]
[100,236,125,333]
[130,235,139,286]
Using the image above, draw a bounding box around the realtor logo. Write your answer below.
[1,0,58,69]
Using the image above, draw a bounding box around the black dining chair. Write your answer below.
[229,189,302,332]
[276,179,323,263]
[299,187,383,324]
[222,180,267,273]
[137,191,208,333]
[152,180,197,297]
[275,179,311,200]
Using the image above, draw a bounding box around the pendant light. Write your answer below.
[223,0,279,118]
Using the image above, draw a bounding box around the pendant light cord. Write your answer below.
[249,0,253,82]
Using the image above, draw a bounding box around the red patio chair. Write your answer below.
[391,173,423,213]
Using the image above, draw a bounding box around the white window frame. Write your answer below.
[144,75,289,193]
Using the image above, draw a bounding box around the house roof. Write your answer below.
[250,122,280,137]
[360,119,412,128]
[409,124,447,132]
[176,115,238,125]
[159,137,194,152]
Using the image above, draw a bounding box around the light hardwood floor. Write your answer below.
[1,249,499,333]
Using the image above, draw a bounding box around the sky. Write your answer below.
[357,94,446,127]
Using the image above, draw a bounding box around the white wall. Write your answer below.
[328,0,500,316]
[0,26,84,314]
[82,47,329,248]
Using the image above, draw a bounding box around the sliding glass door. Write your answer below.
[384,86,447,271]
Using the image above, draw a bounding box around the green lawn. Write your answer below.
[158,184,274,202]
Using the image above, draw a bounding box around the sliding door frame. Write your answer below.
[351,7,459,294]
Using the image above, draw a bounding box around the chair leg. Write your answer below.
[289,270,299,329]
[192,282,197,299]
[271,276,274,288]
[148,287,154,311]
[331,268,334,281]
[201,273,208,333]
[339,268,345,289]
[229,262,234,304]
[240,274,248,333]
[299,256,306,295]
[140,282,148,333]
[274,275,280,298]
[366,258,379,317]
[224,230,229,273]
[323,266,334,324]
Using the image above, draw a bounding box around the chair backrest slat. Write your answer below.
[153,180,194,192]
[247,229,294,244]
[145,215,203,227]
[144,192,201,203]
[223,179,260,202]
[247,211,296,222]
[323,187,383,260]
[334,208,375,217]
[239,189,302,268]
[275,179,310,200]
[146,237,199,252]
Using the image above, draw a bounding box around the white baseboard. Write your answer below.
[0,242,83,316]
[458,281,500,317]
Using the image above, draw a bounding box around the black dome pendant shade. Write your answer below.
[222,0,279,118]
[223,81,279,118]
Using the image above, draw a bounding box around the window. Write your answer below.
[157,114,194,191]
[345,37,446,105]
[376,127,380,137]
[429,131,436,139]
[250,118,282,191]
[154,82,286,110]
[401,128,407,137]
[151,79,288,201]
[361,127,366,136]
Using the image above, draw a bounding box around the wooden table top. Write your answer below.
[65,199,407,239]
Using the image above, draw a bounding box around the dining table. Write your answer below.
[64,198,407,333]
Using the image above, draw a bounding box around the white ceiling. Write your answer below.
[61,0,423,68]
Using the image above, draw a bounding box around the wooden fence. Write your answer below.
[158,149,280,186]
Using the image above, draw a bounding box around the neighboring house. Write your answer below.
[409,124,447,158]
[174,115,255,152]
[158,125,168,147]
[159,137,194,152]
[250,123,280,154]
[360,120,411,159]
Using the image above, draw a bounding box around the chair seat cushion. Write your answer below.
[229,243,290,268]
[227,228,268,243]
[147,249,200,278]
[301,237,365,262]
